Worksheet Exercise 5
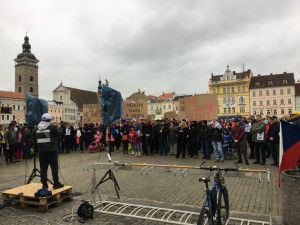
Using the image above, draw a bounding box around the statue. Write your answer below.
[105,79,109,86]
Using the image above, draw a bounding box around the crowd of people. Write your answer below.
[1,111,300,167]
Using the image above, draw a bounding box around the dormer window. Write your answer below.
[282,79,287,85]
[268,80,273,86]
[255,81,260,87]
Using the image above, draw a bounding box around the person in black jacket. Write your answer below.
[32,113,64,189]
[159,119,170,156]
[152,120,161,154]
[211,120,224,162]
[267,116,280,166]
[188,121,199,158]
[199,121,211,160]
[176,121,188,158]
[141,120,153,155]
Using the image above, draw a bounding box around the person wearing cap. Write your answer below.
[32,113,64,189]
[289,111,300,127]
[267,116,280,166]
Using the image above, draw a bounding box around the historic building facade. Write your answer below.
[0,91,26,124]
[249,73,295,117]
[52,82,99,122]
[295,82,300,112]
[14,35,39,98]
[208,66,252,118]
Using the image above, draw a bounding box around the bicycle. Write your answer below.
[197,161,239,225]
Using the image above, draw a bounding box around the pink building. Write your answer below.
[249,72,295,118]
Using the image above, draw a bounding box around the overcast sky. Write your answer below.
[1,0,299,100]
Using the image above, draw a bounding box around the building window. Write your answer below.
[19,87,21,92]
[59,117,61,121]
[223,88,226,93]
[287,89,291,94]
[223,98,227,104]
[289,109,292,114]
[163,105,166,109]
[238,87,241,92]
[227,87,230,93]
[13,115,16,120]
[242,86,245,92]
[24,106,25,110]
[274,109,277,115]
[255,82,260,87]
[273,100,276,105]
[288,99,291,104]
[18,105,20,110]
[253,101,256,106]
[268,80,273,86]
[260,110,263,115]
[281,99,284,105]
[13,105,15,110]
[240,107,245,113]
[239,96,245,104]
[168,105,171,109]
[252,91,256,97]
[19,75,21,81]
[228,108,231,113]
[30,76,33,82]
[259,91,262,96]
[1,115,4,120]
[267,110,271,115]
[280,89,283,95]
[281,109,285,114]
[176,106,178,110]
[7,115,9,120]
[218,108,220,113]
[50,109,52,113]
[60,96,62,101]
[273,90,276,95]
[266,90,269,96]
[267,100,270,105]
[282,79,287,85]
[217,89,220,94]
[151,106,153,110]
[254,110,256,115]
[231,87,234,93]
[213,89,216,93]
[224,108,227,114]
[232,107,235,113]
[156,106,158,110]
[30,87,33,93]
[260,101,263,106]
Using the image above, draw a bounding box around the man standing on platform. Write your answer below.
[33,113,64,189]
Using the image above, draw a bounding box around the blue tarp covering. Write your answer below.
[25,92,48,126]
[100,85,123,125]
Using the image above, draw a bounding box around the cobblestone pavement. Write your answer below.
[0,149,282,224]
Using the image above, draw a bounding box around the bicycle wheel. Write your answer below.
[216,186,229,225]
[197,208,213,225]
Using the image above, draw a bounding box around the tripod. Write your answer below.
[93,169,120,199]
[26,153,53,184]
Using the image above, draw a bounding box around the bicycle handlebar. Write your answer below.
[199,161,240,172]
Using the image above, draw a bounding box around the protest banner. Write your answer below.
[185,94,218,121]
[164,111,176,119]
[178,98,187,120]
[123,102,147,120]
[0,106,12,114]
[82,104,102,123]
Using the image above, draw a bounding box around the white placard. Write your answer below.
[257,132,264,141]
[245,125,251,132]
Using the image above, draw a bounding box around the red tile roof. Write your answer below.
[0,91,25,99]
[156,93,175,100]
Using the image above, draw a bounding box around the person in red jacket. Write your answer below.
[231,119,249,165]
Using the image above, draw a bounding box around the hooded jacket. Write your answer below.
[33,121,59,153]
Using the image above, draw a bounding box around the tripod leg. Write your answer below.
[110,171,120,190]
[94,171,110,192]
[111,172,120,199]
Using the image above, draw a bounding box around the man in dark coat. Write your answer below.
[188,121,199,158]
[267,116,280,166]
[32,113,64,189]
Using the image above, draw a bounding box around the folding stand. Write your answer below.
[93,169,120,199]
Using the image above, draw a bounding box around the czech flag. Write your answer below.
[278,120,300,187]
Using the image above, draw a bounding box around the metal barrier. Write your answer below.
[84,161,273,225]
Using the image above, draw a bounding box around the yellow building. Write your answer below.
[208,66,253,118]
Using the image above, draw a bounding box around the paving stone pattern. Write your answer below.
[0,149,282,224]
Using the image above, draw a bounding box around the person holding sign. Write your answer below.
[250,115,267,165]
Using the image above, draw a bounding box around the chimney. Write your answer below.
[163,92,164,96]
[233,71,236,74]
[284,72,287,75]
[258,74,261,77]
[211,73,213,78]
[270,73,273,75]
